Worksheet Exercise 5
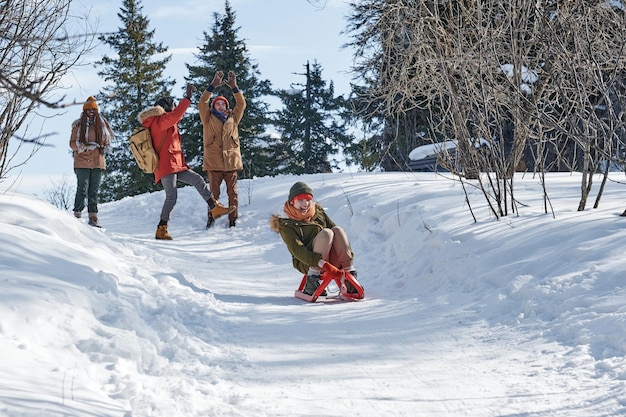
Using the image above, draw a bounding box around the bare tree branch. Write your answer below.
[0,0,98,182]
[348,0,626,217]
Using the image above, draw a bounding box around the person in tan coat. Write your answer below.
[199,71,246,228]
[137,83,233,240]
[69,96,114,227]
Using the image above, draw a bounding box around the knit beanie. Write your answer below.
[155,96,175,112]
[83,96,98,111]
[211,95,229,109]
[288,182,314,203]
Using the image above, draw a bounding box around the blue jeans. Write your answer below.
[73,168,103,213]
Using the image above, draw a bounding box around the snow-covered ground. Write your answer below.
[2,171,626,416]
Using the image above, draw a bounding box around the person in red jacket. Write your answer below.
[199,71,246,228]
[69,96,114,227]
[137,83,233,240]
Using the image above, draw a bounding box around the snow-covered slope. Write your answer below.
[2,172,626,416]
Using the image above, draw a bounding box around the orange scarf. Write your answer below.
[283,200,316,222]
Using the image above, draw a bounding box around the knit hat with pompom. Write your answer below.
[83,96,98,111]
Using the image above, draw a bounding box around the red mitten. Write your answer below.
[322,261,340,275]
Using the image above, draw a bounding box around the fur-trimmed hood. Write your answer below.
[269,214,282,233]
[137,105,166,124]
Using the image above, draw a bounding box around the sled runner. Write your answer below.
[294,269,364,303]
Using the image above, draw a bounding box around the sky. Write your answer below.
[2,171,626,416]
[6,0,355,196]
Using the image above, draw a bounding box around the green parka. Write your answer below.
[270,203,337,275]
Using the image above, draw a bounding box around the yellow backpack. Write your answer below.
[129,127,166,173]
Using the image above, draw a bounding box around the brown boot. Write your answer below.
[210,200,235,219]
[155,224,173,240]
[73,211,82,219]
[88,213,101,228]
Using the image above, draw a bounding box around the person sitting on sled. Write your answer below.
[269,181,358,295]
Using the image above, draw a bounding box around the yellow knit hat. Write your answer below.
[83,96,98,111]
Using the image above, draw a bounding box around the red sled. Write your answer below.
[294,269,365,302]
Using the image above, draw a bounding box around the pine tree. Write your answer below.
[181,0,273,179]
[271,61,354,174]
[95,0,174,201]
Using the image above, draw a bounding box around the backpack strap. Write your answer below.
[155,128,168,153]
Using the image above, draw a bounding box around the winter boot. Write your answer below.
[73,211,82,219]
[155,224,173,240]
[303,274,321,295]
[345,270,359,294]
[88,213,101,228]
[303,274,327,296]
[229,219,236,228]
[210,199,235,220]
[206,209,215,229]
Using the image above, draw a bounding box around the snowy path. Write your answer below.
[99,174,624,416]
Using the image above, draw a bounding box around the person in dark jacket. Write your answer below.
[199,71,246,228]
[137,83,233,240]
[269,181,358,295]
[69,96,114,227]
